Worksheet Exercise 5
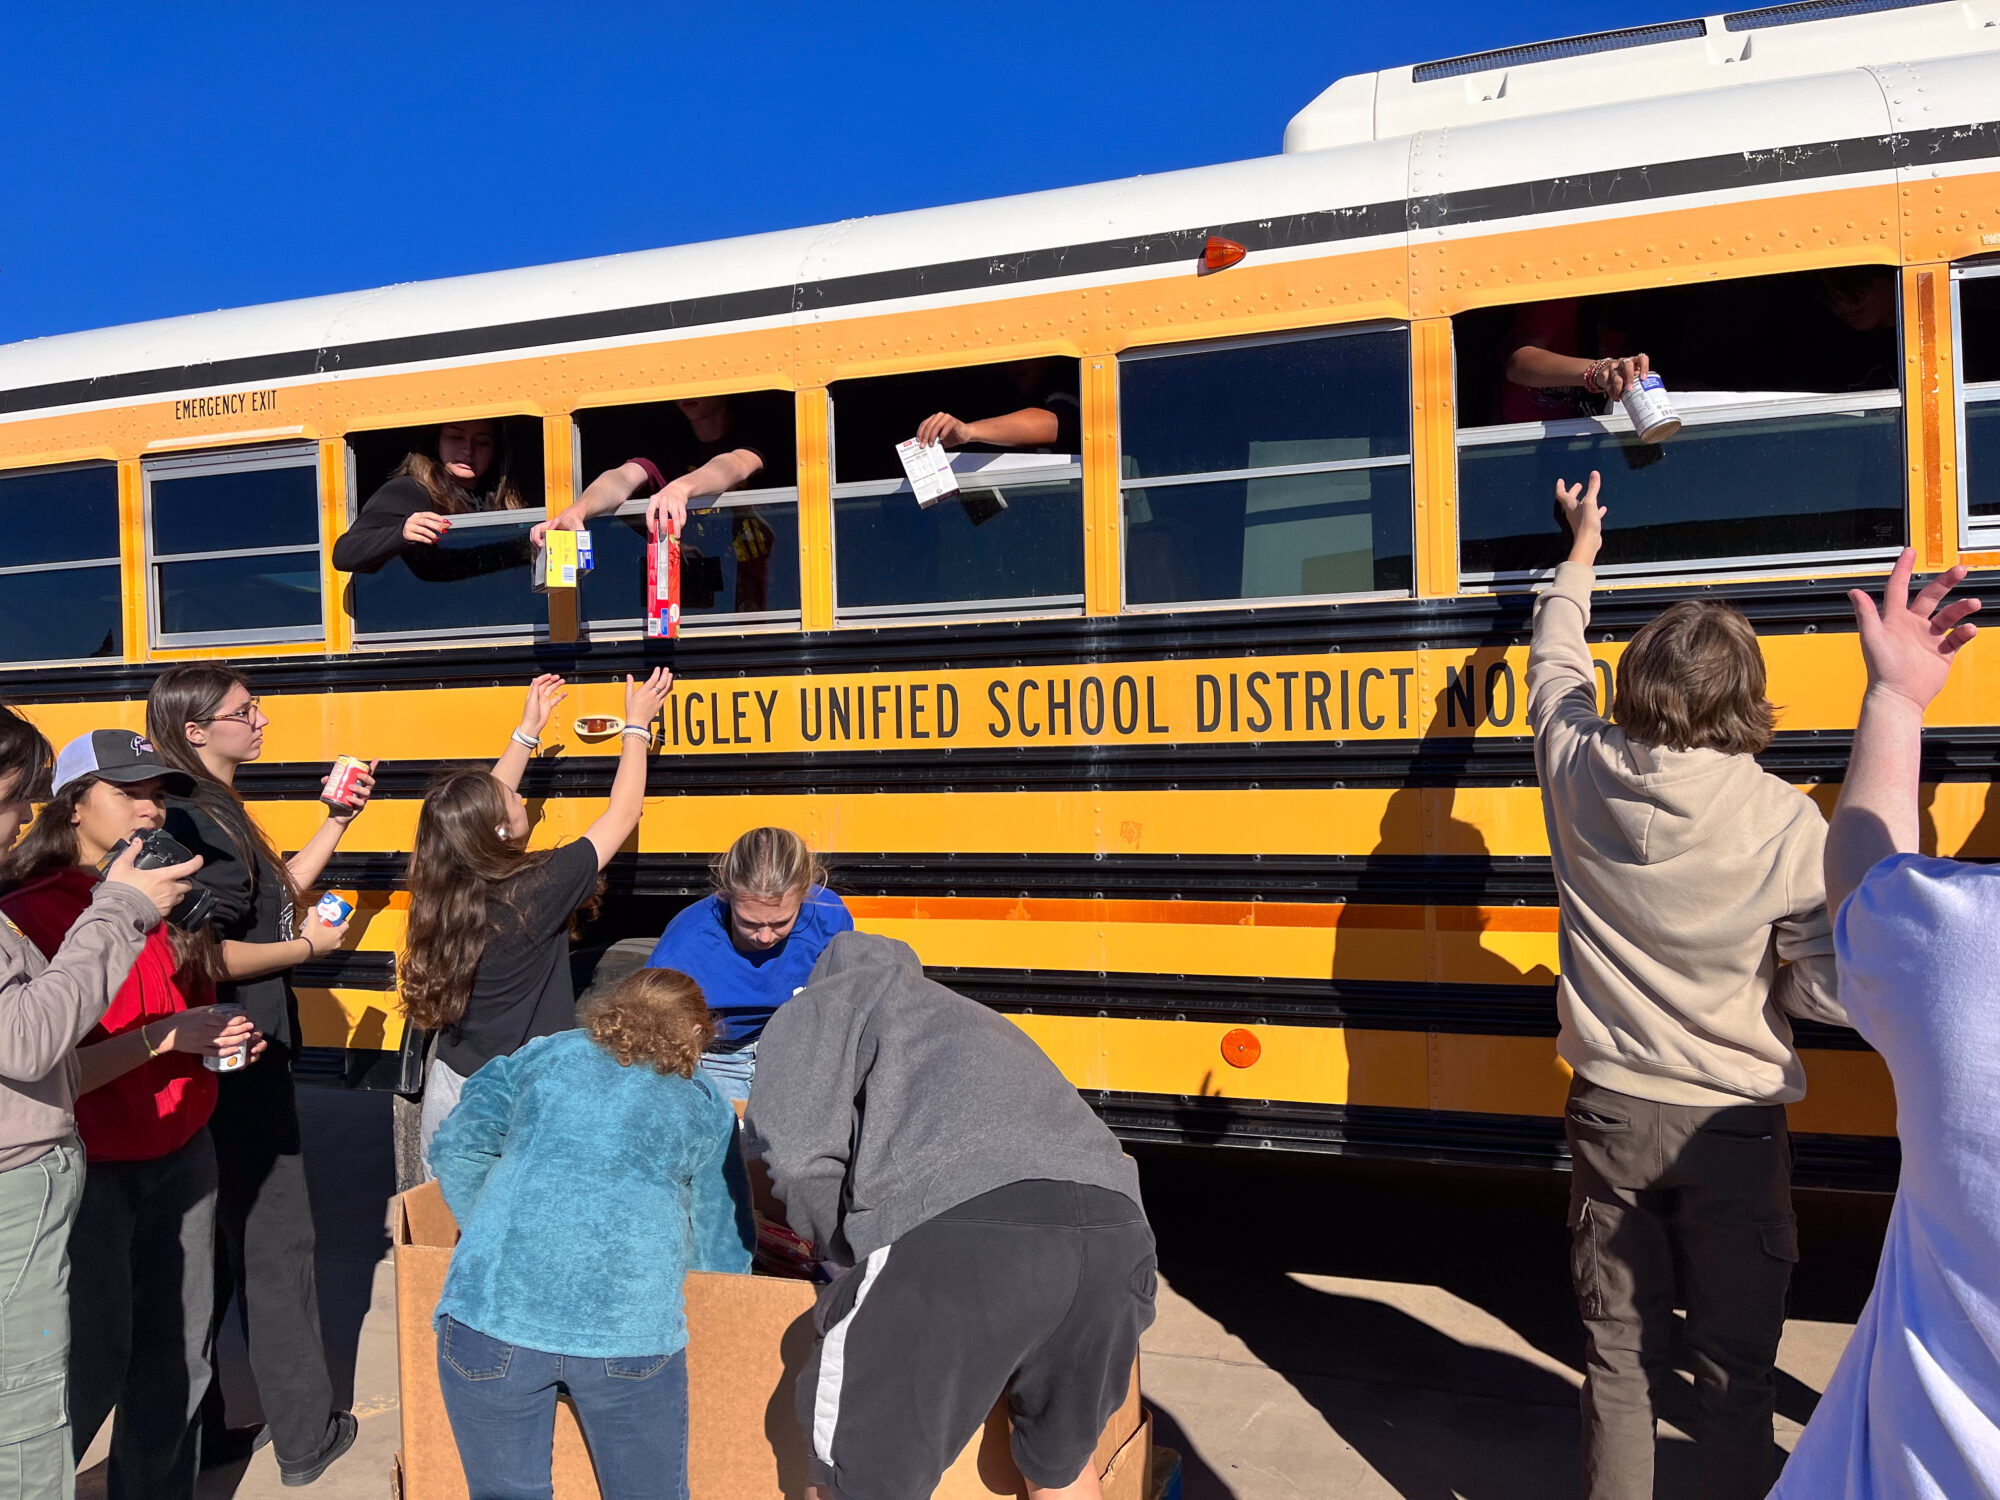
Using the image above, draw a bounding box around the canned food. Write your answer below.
[315,891,354,926]
[322,756,369,814]
[1622,373,1682,444]
[204,1005,251,1073]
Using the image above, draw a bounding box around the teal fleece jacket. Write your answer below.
[431,1028,754,1358]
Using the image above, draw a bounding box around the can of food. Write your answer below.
[322,756,369,814]
[1622,373,1682,444]
[646,529,682,640]
[315,891,353,926]
[203,1005,251,1073]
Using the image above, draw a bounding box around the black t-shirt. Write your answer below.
[331,475,530,577]
[165,797,299,1051]
[436,840,599,1077]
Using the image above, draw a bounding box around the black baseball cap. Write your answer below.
[51,730,195,798]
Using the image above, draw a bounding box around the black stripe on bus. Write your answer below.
[1091,1093,1899,1190]
[4,120,1995,417]
[8,572,2000,703]
[293,951,396,990]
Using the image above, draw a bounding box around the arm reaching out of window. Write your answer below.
[532,462,654,546]
[1507,347,1653,402]
[646,449,764,540]
[914,407,1061,451]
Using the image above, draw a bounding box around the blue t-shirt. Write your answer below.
[646,887,853,1046]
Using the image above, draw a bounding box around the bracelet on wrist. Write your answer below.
[142,1021,162,1058]
[510,728,541,750]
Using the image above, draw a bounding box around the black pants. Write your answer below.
[201,1051,336,1466]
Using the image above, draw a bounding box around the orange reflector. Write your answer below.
[1202,236,1247,272]
[1220,1028,1262,1068]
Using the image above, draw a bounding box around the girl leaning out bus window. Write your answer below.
[402,669,674,1173]
[0,731,274,1499]
[429,966,753,1500]
[332,419,530,576]
[146,666,368,1486]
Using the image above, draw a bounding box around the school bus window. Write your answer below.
[143,444,323,646]
[1955,268,2000,543]
[829,360,1083,619]
[1454,266,1904,581]
[1118,328,1413,608]
[0,463,122,665]
[570,393,800,630]
[339,417,547,642]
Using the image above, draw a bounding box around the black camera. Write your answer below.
[98,829,216,933]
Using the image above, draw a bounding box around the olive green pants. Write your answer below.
[0,1140,85,1500]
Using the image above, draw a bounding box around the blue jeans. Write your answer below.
[435,1315,688,1500]
[695,1039,758,1105]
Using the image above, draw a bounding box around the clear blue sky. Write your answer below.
[0,1,1696,347]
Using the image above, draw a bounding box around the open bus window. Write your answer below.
[1118,328,1413,607]
[572,392,799,630]
[0,463,122,665]
[829,360,1083,619]
[1957,269,2000,545]
[342,417,547,641]
[144,444,323,647]
[1454,266,1905,580]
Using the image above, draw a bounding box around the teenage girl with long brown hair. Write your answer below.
[405,668,673,1170]
[146,665,375,1486]
[332,418,529,575]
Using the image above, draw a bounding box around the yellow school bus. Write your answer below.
[4,3,1999,1188]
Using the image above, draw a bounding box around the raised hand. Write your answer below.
[323,760,378,824]
[519,674,568,738]
[1555,471,1607,565]
[1850,548,1981,715]
[623,668,674,732]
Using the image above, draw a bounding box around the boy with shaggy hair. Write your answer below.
[1528,472,1847,1500]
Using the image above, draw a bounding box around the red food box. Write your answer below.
[646,528,681,639]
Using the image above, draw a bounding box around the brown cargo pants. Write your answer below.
[1564,1075,1798,1500]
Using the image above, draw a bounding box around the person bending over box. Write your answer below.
[745,931,1156,1500]
[1531,471,1849,1500]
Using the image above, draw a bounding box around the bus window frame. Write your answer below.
[1115,321,1417,614]
[1953,261,2000,552]
[0,458,124,669]
[1455,388,1909,588]
[346,505,550,649]
[585,485,805,637]
[142,441,325,650]
[826,388,1086,625]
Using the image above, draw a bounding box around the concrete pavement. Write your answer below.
[77,1090,1888,1499]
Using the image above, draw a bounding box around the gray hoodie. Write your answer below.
[744,931,1141,1264]
[1528,561,1845,1107]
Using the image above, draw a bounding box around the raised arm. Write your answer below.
[491,675,568,793]
[582,670,674,871]
[915,407,1061,452]
[1825,549,1980,918]
[1527,472,1607,739]
[645,450,764,540]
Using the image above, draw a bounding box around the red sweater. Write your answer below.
[0,868,217,1162]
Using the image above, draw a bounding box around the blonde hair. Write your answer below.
[1614,600,1777,756]
[583,968,716,1076]
[710,826,825,904]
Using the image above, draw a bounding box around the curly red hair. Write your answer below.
[583,967,715,1076]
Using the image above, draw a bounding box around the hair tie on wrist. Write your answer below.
[510,729,541,750]
[620,725,653,742]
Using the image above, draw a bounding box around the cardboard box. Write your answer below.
[532,529,589,592]
[395,1182,1142,1499]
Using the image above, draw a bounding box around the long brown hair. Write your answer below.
[0,703,53,801]
[145,665,301,910]
[0,776,220,984]
[392,421,526,515]
[1614,600,1778,756]
[400,770,566,1031]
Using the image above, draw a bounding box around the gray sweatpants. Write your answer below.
[0,1140,86,1500]
[68,1131,218,1500]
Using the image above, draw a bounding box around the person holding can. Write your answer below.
[0,730,288,1498]
[0,706,202,1498]
[400,669,674,1172]
[147,666,369,1486]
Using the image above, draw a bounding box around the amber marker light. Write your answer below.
[1220,1028,1262,1068]
[573,715,625,738]
[1201,235,1247,273]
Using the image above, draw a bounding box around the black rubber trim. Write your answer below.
[291,951,397,990]
[5,121,1995,417]
[8,573,2000,703]
[1088,1092,1899,1191]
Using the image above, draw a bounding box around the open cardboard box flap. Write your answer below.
[395,1181,1144,1500]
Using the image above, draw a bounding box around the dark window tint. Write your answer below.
[152,466,319,555]
[0,466,119,567]
[835,483,1084,611]
[347,417,547,519]
[1459,408,1904,574]
[584,503,800,624]
[831,360,1081,484]
[158,556,323,636]
[1962,276,2000,386]
[1125,467,1413,606]
[0,566,120,663]
[574,393,797,493]
[350,518,541,636]
[1120,332,1409,480]
[1966,401,2000,521]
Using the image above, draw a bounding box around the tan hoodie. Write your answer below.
[1528,562,1845,1107]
